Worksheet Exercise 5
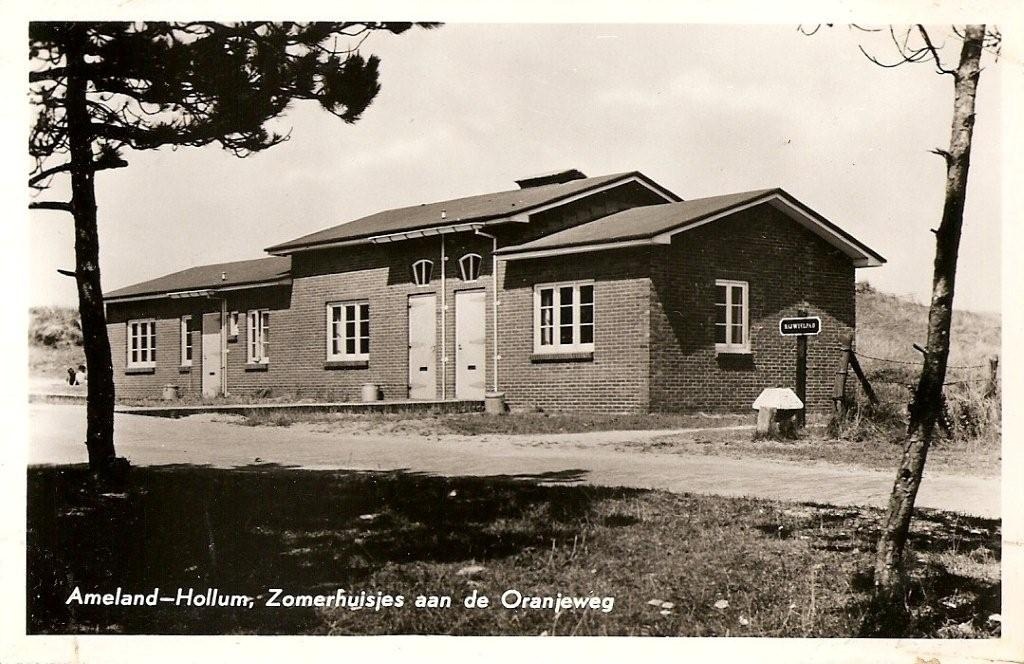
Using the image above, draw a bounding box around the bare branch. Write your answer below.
[916,25,957,75]
[929,147,953,164]
[29,67,66,83]
[858,43,915,68]
[28,201,72,213]
[29,154,129,188]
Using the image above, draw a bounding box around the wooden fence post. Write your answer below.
[985,356,999,399]
[833,331,854,418]
[848,351,879,405]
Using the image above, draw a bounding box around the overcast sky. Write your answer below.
[29,23,1002,312]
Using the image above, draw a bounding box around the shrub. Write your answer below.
[29,306,82,347]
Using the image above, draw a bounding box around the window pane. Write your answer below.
[346,321,355,338]
[716,284,728,306]
[346,338,355,354]
[559,297,573,326]
[332,306,341,323]
[580,285,593,304]
[732,323,743,344]
[560,325,573,345]
[715,323,728,344]
[359,303,369,321]
[580,324,593,344]
[559,286,574,307]
[580,303,594,325]
[359,320,369,337]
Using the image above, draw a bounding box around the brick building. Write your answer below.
[104,169,884,413]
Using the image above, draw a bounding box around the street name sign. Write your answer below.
[779,316,821,336]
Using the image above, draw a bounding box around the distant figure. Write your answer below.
[75,364,87,386]
[67,367,77,386]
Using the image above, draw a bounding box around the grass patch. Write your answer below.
[230,410,752,436]
[27,465,1000,636]
[627,426,999,476]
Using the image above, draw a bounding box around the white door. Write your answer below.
[408,294,437,399]
[201,312,222,398]
[455,290,486,400]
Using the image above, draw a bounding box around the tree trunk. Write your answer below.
[65,25,118,470]
[870,25,985,601]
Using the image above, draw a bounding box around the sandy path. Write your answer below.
[26,404,999,518]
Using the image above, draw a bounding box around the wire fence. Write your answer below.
[842,346,997,407]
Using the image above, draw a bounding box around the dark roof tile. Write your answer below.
[104,256,291,300]
[265,171,668,253]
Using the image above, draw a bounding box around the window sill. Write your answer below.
[324,360,369,370]
[125,366,155,375]
[530,351,594,363]
[715,347,752,356]
[245,363,269,372]
[179,365,192,374]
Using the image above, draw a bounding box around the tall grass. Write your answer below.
[832,283,1001,445]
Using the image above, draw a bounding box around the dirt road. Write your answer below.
[26,404,999,518]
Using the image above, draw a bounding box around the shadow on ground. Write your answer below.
[26,463,626,634]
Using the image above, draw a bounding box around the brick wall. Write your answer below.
[106,191,857,412]
[498,247,653,414]
[107,287,291,400]
[648,205,856,413]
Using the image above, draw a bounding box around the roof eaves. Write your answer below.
[104,276,292,303]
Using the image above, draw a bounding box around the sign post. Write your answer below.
[779,312,821,428]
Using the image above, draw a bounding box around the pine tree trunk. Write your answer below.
[869,25,985,606]
[65,25,118,470]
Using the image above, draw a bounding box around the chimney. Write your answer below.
[515,168,587,189]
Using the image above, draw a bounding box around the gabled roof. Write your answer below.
[265,171,679,254]
[104,256,291,302]
[495,188,886,268]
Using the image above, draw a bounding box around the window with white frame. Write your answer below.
[411,259,433,286]
[228,311,240,338]
[534,281,595,353]
[127,319,156,368]
[180,315,193,366]
[714,279,749,353]
[247,309,270,364]
[459,253,482,282]
[327,301,370,361]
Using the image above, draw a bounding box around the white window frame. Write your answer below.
[180,315,193,367]
[326,300,370,361]
[459,253,482,282]
[247,309,270,364]
[228,311,240,338]
[533,280,595,354]
[127,318,157,369]
[714,279,750,354]
[411,259,433,286]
